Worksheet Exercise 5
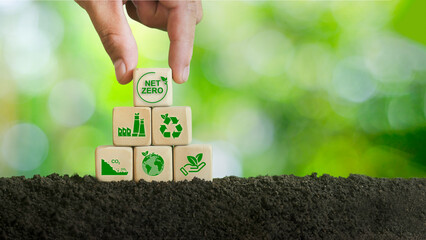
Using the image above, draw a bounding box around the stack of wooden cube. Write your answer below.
[95,68,212,182]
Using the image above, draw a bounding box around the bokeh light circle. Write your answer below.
[226,107,274,154]
[48,80,95,127]
[365,35,426,83]
[211,141,242,178]
[1,123,49,171]
[0,0,30,14]
[332,57,376,103]
[2,4,63,95]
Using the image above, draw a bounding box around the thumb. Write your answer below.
[84,1,137,84]
[166,2,198,84]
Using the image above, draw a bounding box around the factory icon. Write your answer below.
[118,113,146,137]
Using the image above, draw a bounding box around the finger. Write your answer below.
[196,1,203,24]
[85,1,138,84]
[125,1,139,22]
[167,2,198,83]
[131,0,168,30]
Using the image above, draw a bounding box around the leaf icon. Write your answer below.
[196,153,203,164]
[187,156,197,166]
[161,76,168,85]
[142,151,149,156]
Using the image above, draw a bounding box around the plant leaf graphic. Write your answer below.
[196,153,203,164]
[187,156,197,166]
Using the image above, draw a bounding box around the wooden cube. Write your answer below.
[113,107,151,146]
[173,144,212,181]
[152,106,192,146]
[133,68,173,107]
[95,146,133,182]
[134,146,173,182]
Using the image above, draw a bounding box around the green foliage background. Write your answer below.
[0,0,425,178]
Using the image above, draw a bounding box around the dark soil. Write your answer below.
[0,174,424,239]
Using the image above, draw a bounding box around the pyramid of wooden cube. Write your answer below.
[95,68,212,182]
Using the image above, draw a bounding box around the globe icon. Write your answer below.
[142,153,164,176]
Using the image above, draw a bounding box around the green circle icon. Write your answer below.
[137,72,168,104]
[142,152,164,176]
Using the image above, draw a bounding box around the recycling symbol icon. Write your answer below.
[159,113,182,138]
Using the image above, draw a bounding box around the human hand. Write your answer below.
[76,0,203,84]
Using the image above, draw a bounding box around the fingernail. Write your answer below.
[114,59,126,84]
[182,66,190,83]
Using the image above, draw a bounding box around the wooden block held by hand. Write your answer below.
[134,146,173,182]
[133,68,173,107]
[95,146,133,182]
[152,106,192,146]
[173,144,212,181]
[113,107,151,146]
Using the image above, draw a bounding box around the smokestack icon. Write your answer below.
[132,113,146,137]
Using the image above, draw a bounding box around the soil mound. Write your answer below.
[0,174,425,239]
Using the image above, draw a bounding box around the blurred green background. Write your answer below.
[0,0,425,178]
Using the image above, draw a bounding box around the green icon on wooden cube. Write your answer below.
[113,107,151,146]
[95,146,133,182]
[159,113,182,138]
[134,146,173,182]
[118,113,146,137]
[101,159,128,175]
[180,153,206,176]
[133,68,173,107]
[173,144,212,182]
[152,107,192,146]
